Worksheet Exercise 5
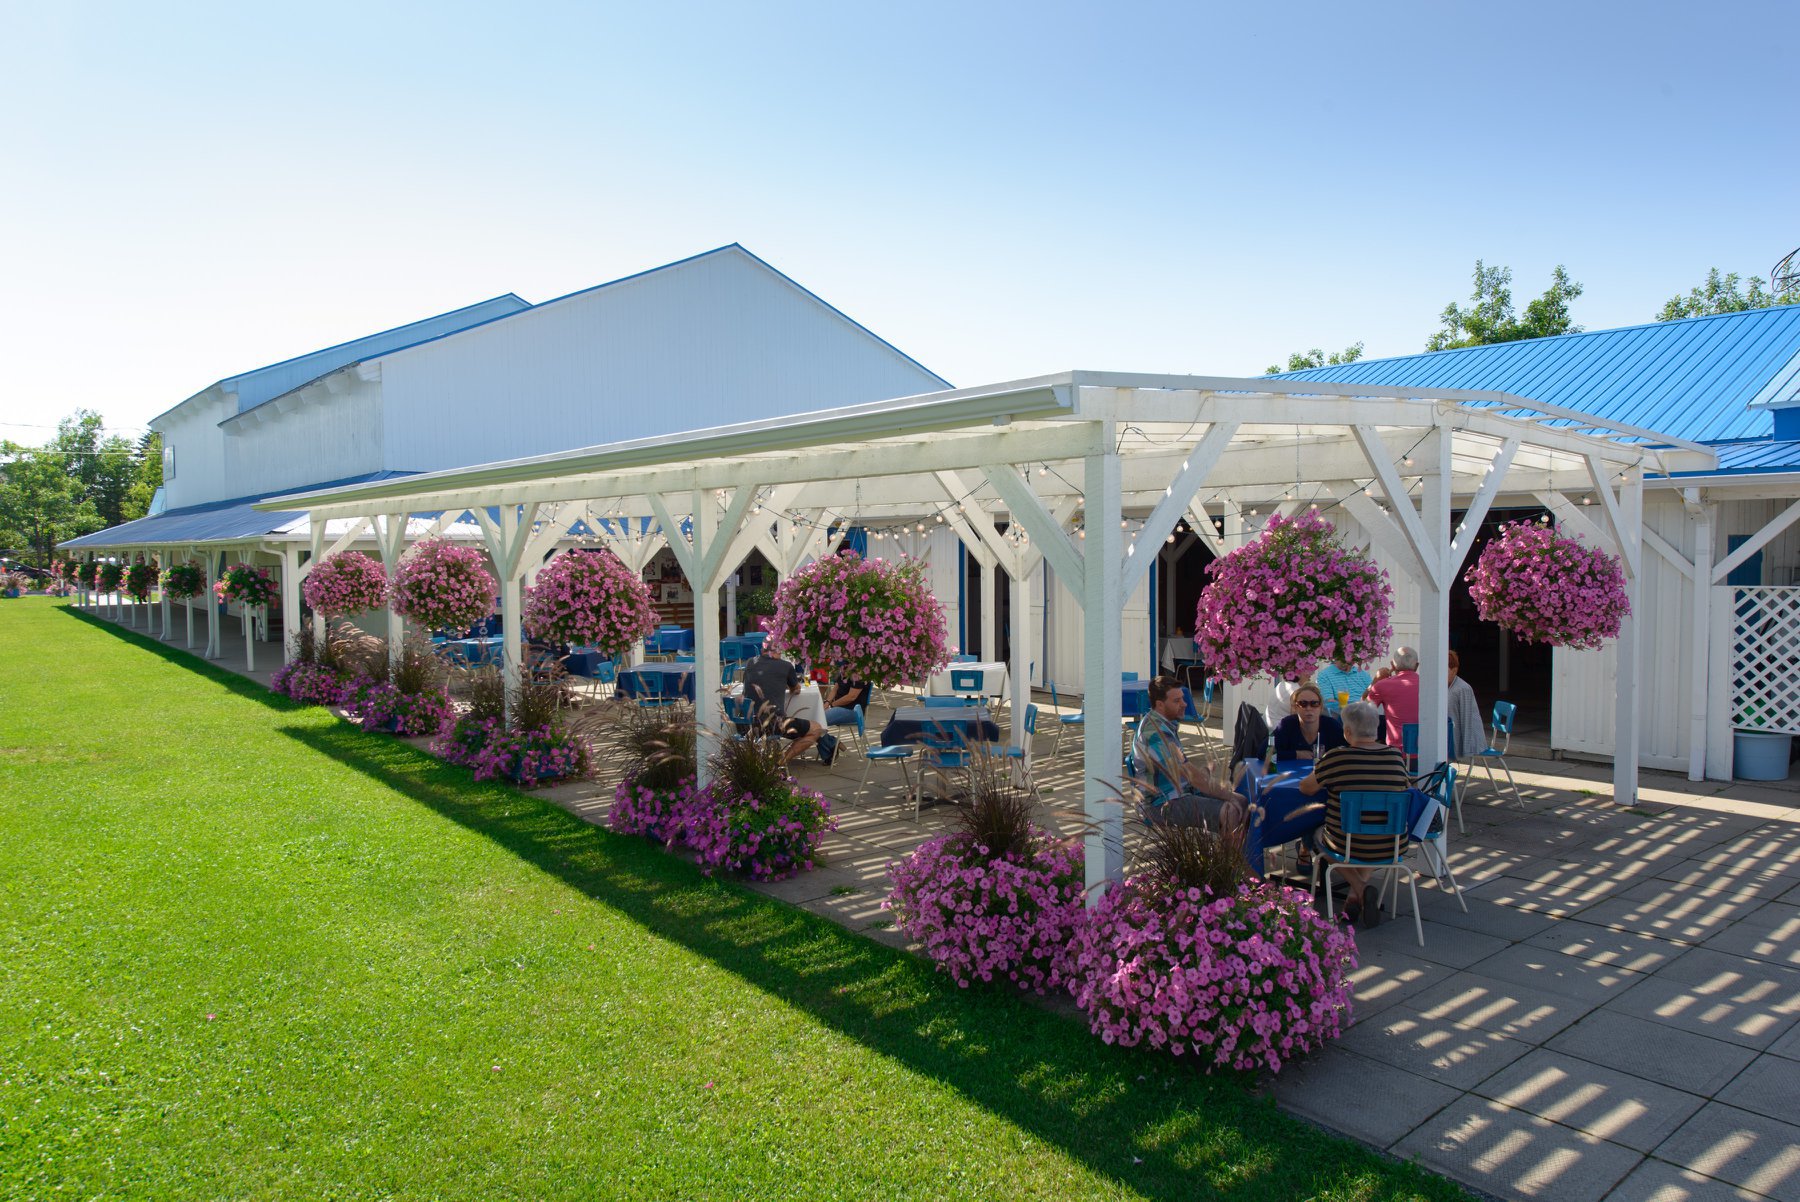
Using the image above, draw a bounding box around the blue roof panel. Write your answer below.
[1275,305,1800,443]
[60,471,417,549]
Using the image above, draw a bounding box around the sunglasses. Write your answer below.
[1293,699,1322,709]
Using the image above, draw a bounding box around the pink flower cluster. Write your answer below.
[765,554,949,687]
[523,549,658,656]
[433,716,590,786]
[302,550,389,618]
[270,661,357,706]
[608,777,701,844]
[162,563,205,600]
[390,539,496,633]
[1466,520,1630,650]
[343,679,455,736]
[884,833,1087,993]
[1196,511,1393,683]
[682,781,836,880]
[1070,876,1358,1074]
[219,563,280,609]
[123,562,160,602]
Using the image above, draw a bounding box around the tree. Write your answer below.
[1657,268,1800,321]
[1426,261,1584,350]
[0,444,99,567]
[1264,342,1365,375]
[47,410,140,527]
[125,431,163,521]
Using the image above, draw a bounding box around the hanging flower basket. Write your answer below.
[302,550,389,618]
[523,549,658,656]
[75,562,99,589]
[219,563,279,609]
[765,554,949,686]
[1195,511,1393,684]
[163,564,206,600]
[98,563,124,593]
[389,539,496,633]
[123,563,160,602]
[1465,520,1630,649]
[1071,876,1358,1074]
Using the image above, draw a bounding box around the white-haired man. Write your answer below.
[1365,646,1421,748]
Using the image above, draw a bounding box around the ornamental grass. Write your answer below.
[1465,518,1630,649]
[607,706,699,842]
[1195,510,1392,683]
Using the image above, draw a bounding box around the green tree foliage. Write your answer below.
[0,411,161,565]
[125,431,163,520]
[1263,342,1365,375]
[0,443,99,565]
[51,411,141,527]
[1426,261,1584,351]
[1657,268,1800,321]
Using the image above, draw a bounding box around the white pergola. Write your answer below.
[258,371,1716,894]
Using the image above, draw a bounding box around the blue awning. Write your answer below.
[60,471,417,550]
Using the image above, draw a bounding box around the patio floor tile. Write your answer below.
[1356,917,1513,970]
[1464,944,1650,1004]
[1654,1103,1800,1201]
[1474,1048,1706,1153]
[1604,1159,1777,1201]
[1714,1055,1800,1127]
[1402,971,1599,1045]
[1703,905,1800,970]
[1391,1096,1643,1202]
[1547,1011,1759,1097]
[1263,1047,1463,1151]
[1345,949,1456,1024]
[1337,1008,1532,1090]
[1526,923,1695,976]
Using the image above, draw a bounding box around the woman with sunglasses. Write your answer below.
[1272,682,1345,763]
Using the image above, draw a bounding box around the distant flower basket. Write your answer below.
[98,562,123,593]
[390,539,495,633]
[219,563,279,609]
[765,554,949,686]
[75,562,99,589]
[1465,520,1630,649]
[302,550,389,618]
[523,549,658,656]
[163,564,206,600]
[1195,511,1393,684]
[124,563,159,602]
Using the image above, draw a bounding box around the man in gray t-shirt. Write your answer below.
[741,653,826,763]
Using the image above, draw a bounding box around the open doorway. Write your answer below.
[1449,506,1553,745]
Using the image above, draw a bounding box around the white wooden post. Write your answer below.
[376,513,409,674]
[1688,493,1713,781]
[1613,468,1643,805]
[309,518,327,652]
[498,505,525,726]
[691,494,724,773]
[159,549,172,640]
[725,575,738,637]
[1083,439,1125,895]
[203,553,220,659]
[1008,566,1029,765]
[1417,424,1452,771]
[280,546,303,664]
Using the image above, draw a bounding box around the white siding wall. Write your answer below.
[1045,560,1153,695]
[380,248,946,472]
[925,527,963,654]
[222,381,384,500]
[156,399,231,509]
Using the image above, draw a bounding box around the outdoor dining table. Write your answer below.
[1245,760,1326,879]
[646,627,694,656]
[562,649,614,678]
[616,663,696,701]
[924,660,1008,698]
[879,706,1002,747]
[444,636,503,665]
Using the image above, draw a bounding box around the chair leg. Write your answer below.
[1423,840,1468,912]
[855,756,875,804]
[1406,867,1424,946]
[1500,757,1522,808]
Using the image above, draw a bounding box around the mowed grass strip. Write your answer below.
[0,600,1465,1201]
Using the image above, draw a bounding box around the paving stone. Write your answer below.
[1706,913,1800,970]
[1655,1103,1800,1202]
[1337,1008,1532,1090]
[1403,970,1599,1045]
[1577,883,1772,945]
[1715,1056,1800,1127]
[1427,894,1565,941]
[1527,923,1695,976]
[1467,943,1651,1004]
[1265,1046,1463,1151]
[1392,1095,1644,1202]
[741,866,857,905]
[1549,1011,1759,1097]
[1769,1025,1800,1062]
[1475,1048,1706,1153]
[1346,948,1456,1023]
[1605,1159,1779,1201]
[1357,917,1513,970]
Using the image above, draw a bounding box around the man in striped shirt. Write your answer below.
[1299,700,1411,928]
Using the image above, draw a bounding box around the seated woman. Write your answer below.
[1272,682,1345,763]
[823,676,872,725]
[1297,700,1410,928]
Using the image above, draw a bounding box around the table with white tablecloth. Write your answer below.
[728,681,827,728]
[925,661,1009,698]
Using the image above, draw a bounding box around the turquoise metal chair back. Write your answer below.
[1493,700,1516,736]
[1338,791,1411,859]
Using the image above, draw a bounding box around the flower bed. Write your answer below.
[886,832,1086,992]
[219,563,279,609]
[390,539,495,633]
[343,678,454,736]
[124,563,159,602]
[270,661,357,706]
[163,564,205,600]
[302,550,388,617]
[1465,519,1630,649]
[523,549,659,657]
[684,779,835,880]
[765,553,948,685]
[1071,876,1357,1073]
[608,776,702,843]
[433,715,590,786]
[1195,511,1393,683]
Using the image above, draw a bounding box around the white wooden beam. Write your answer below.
[1442,437,1519,589]
[1711,498,1800,585]
[1534,491,1615,551]
[1353,424,1439,582]
[1116,420,1239,606]
[1585,455,1640,579]
[700,485,761,592]
[981,463,1084,598]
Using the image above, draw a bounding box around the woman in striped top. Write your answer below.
[1298,700,1410,927]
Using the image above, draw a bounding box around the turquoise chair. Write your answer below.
[999,704,1042,799]
[1476,701,1521,807]
[1407,764,1467,913]
[829,703,868,755]
[922,695,976,708]
[1311,790,1424,946]
[1046,682,1084,758]
[859,742,920,818]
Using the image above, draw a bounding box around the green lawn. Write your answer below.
[0,599,1466,1201]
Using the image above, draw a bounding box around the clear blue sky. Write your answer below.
[2,0,1796,437]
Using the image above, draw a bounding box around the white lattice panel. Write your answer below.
[1731,587,1800,734]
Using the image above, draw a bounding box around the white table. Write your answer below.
[925,661,1009,698]
[1160,636,1200,671]
[729,681,827,728]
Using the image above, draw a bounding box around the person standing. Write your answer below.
[1365,647,1421,747]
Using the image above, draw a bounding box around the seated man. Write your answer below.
[1131,675,1246,833]
[740,651,832,765]
[823,676,872,725]
[1298,700,1411,928]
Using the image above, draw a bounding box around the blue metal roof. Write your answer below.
[1673,439,1800,477]
[1274,305,1800,444]
[60,472,417,549]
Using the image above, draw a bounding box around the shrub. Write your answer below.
[1465,518,1630,649]
[609,775,701,843]
[302,550,389,617]
[467,723,591,786]
[523,549,659,657]
[390,539,496,633]
[765,553,949,686]
[1071,874,1358,1074]
[270,660,355,706]
[343,678,454,736]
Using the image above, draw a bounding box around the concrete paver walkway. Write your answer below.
[79,601,1800,1202]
